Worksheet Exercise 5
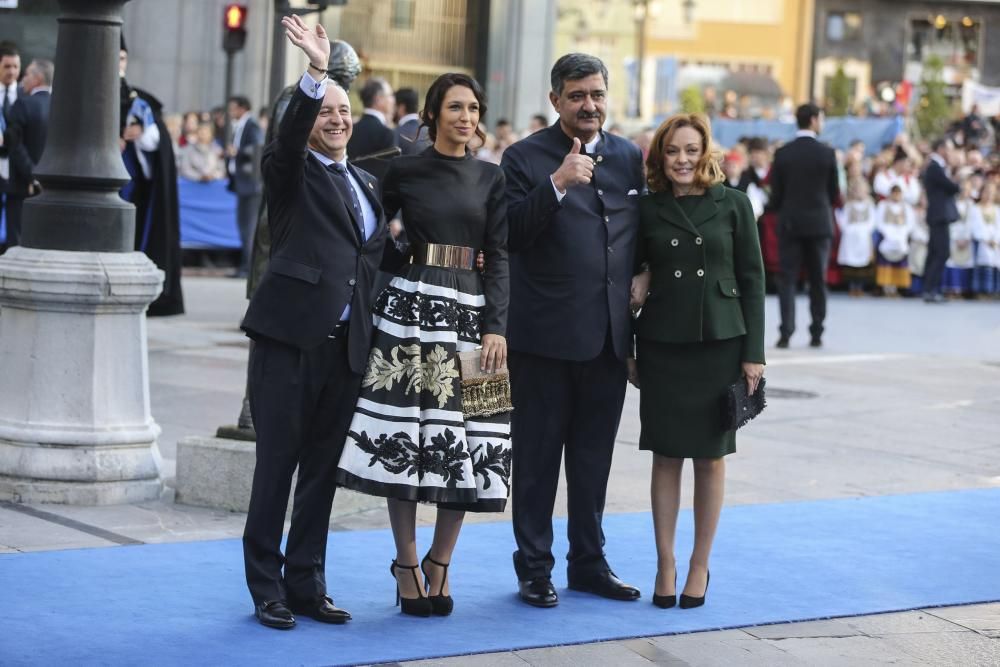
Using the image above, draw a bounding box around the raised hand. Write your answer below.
[551,137,594,192]
[281,15,330,71]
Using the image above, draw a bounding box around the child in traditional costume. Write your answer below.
[875,184,916,296]
[836,179,877,296]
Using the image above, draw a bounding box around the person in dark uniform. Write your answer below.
[501,53,644,608]
[629,113,765,610]
[769,103,840,348]
[0,58,51,249]
[240,16,402,630]
[921,138,960,303]
[119,37,184,316]
[337,72,510,618]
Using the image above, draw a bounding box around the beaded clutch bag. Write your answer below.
[721,377,766,431]
[457,350,514,419]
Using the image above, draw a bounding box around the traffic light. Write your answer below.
[223,4,248,53]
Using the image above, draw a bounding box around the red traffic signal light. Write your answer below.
[225,4,247,30]
[223,4,248,53]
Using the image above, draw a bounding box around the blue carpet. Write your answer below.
[2,489,999,666]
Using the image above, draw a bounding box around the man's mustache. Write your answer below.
[577,111,602,119]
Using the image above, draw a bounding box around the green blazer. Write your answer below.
[634,183,766,364]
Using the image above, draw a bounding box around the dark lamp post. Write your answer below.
[20,0,134,253]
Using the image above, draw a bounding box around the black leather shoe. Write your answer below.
[568,570,641,601]
[254,600,295,629]
[776,336,790,349]
[289,595,351,624]
[809,336,822,348]
[518,577,559,608]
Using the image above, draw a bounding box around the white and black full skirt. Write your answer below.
[335,264,510,512]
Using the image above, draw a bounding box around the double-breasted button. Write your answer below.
[604,215,610,222]
[607,278,614,286]
[597,189,604,196]
[674,270,682,278]
[670,239,679,247]
[596,155,603,163]
[696,269,705,277]
[607,246,613,254]
[348,278,357,287]
[732,287,738,294]
[695,237,703,245]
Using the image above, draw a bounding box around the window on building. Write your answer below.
[908,16,980,66]
[391,0,415,30]
[826,11,863,42]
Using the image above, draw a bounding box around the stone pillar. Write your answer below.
[0,0,165,504]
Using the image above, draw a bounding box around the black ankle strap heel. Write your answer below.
[390,559,432,617]
[421,553,454,616]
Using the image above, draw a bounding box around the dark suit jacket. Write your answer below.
[1,89,50,196]
[394,118,430,156]
[634,184,766,364]
[501,123,644,362]
[769,135,840,238]
[922,157,959,227]
[347,112,395,180]
[228,115,263,196]
[241,86,400,373]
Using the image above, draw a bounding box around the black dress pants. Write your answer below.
[243,333,362,605]
[923,224,950,297]
[237,193,261,275]
[509,335,627,582]
[777,234,831,339]
[3,194,23,248]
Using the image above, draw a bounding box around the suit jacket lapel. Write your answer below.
[656,190,700,236]
[315,154,363,245]
[688,184,724,227]
[347,161,383,244]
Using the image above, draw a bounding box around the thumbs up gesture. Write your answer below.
[551,137,594,193]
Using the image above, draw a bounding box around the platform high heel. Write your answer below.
[421,553,454,616]
[390,560,432,617]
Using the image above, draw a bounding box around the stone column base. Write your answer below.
[0,247,164,505]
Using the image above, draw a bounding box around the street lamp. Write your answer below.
[0,0,164,504]
[632,0,662,119]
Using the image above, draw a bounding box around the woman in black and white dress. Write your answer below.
[336,73,510,617]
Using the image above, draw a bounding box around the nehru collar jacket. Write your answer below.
[634,184,766,365]
[501,122,645,362]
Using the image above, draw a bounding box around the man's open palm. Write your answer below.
[281,15,330,69]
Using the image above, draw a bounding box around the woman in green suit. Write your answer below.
[628,114,765,609]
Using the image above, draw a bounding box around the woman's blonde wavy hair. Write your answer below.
[645,113,725,193]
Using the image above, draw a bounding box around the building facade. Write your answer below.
[553,0,813,127]
[811,0,1000,113]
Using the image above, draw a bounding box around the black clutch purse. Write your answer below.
[721,377,766,431]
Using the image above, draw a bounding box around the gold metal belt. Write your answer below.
[409,243,476,270]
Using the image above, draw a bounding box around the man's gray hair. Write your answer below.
[28,58,54,86]
[550,53,608,96]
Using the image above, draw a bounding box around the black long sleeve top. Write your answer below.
[382,147,510,336]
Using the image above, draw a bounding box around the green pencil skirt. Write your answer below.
[635,336,744,459]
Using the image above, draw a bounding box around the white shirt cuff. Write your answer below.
[550,175,566,202]
[300,70,328,99]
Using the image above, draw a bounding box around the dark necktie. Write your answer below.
[2,86,10,120]
[327,162,366,242]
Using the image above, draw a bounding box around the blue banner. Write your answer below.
[178,177,241,250]
[708,116,906,156]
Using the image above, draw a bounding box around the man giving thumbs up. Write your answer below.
[500,53,645,608]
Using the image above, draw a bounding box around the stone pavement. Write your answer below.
[2,276,999,665]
